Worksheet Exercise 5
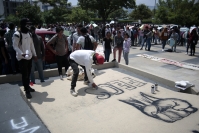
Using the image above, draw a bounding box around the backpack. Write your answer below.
[84,35,93,50]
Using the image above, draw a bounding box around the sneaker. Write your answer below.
[25,92,32,99]
[162,49,164,51]
[70,89,78,97]
[111,59,116,62]
[84,80,90,85]
[185,52,188,55]
[140,48,143,50]
[29,87,35,92]
[60,75,63,80]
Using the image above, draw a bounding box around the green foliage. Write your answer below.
[129,4,153,20]
[64,7,92,23]
[38,0,69,7]
[155,0,199,26]
[4,14,20,26]
[109,8,128,20]
[78,0,136,23]
[15,2,43,25]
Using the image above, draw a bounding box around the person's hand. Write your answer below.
[92,83,97,88]
[22,54,26,57]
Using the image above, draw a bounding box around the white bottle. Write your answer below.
[25,50,29,58]
[151,85,155,94]
[155,83,158,91]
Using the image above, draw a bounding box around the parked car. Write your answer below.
[35,30,56,64]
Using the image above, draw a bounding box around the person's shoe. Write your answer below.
[84,80,90,85]
[60,75,63,80]
[140,48,143,50]
[25,92,32,99]
[70,89,78,97]
[111,59,116,62]
[185,52,188,55]
[40,80,45,83]
[189,54,193,56]
[162,49,164,51]
[29,87,35,92]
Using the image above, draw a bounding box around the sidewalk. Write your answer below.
[102,42,199,92]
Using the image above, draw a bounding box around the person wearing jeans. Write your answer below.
[170,29,179,52]
[69,50,104,97]
[103,32,112,62]
[30,26,45,83]
[47,26,69,80]
[160,27,169,51]
[123,33,131,65]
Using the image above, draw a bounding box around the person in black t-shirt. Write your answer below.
[103,32,112,62]
[0,28,10,74]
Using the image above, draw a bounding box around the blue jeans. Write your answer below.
[94,34,99,42]
[123,51,129,65]
[138,36,144,46]
[104,49,111,62]
[147,38,152,50]
[30,59,44,83]
[162,40,167,49]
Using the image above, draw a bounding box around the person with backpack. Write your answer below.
[75,27,98,51]
[29,26,45,84]
[68,50,104,97]
[13,18,37,99]
[46,26,69,80]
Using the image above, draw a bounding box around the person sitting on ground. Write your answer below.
[68,50,104,97]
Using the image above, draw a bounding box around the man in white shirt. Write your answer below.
[69,50,104,97]
[13,18,37,99]
[72,24,83,51]
[76,27,98,50]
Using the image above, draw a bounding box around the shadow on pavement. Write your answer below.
[29,91,55,104]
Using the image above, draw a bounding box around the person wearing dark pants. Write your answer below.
[46,26,69,80]
[69,50,104,97]
[56,54,69,76]
[13,18,37,99]
[103,32,112,62]
[189,29,198,56]
[19,59,32,92]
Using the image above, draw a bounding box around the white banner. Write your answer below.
[136,54,199,70]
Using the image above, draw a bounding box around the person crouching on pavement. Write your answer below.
[69,50,104,97]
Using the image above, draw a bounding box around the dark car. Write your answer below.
[35,30,56,64]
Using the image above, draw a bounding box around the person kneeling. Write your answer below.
[69,50,104,97]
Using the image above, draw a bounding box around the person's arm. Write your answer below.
[13,32,24,56]
[39,37,45,60]
[64,35,68,53]
[30,37,37,61]
[90,35,98,51]
[46,35,57,55]
[1,47,8,64]
[72,34,77,52]
[76,37,82,50]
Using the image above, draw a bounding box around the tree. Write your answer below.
[15,2,43,25]
[129,4,152,21]
[39,0,70,7]
[64,7,94,23]
[109,8,128,20]
[42,6,71,24]
[78,0,136,24]
[155,0,199,26]
[4,14,20,26]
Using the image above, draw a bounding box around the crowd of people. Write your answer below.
[0,19,199,98]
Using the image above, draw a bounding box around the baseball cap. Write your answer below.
[95,53,104,65]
